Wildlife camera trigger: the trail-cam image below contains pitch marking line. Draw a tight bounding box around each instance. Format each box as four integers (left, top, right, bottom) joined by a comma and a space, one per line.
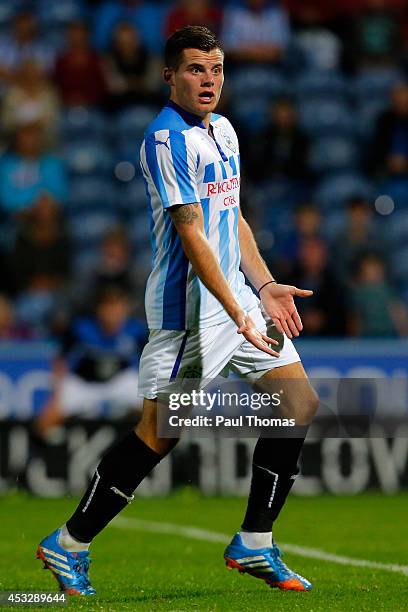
112, 516, 408, 578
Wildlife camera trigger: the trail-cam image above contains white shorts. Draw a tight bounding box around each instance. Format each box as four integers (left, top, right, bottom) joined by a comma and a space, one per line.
138, 305, 300, 399
59, 368, 140, 417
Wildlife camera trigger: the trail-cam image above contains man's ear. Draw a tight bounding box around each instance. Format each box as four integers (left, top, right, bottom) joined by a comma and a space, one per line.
163, 68, 175, 86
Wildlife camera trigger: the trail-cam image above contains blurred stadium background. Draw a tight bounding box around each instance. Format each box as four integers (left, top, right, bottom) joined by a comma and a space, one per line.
0, 0, 407, 505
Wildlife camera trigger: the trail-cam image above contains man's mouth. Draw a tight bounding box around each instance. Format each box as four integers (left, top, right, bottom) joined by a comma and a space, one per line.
199, 91, 215, 103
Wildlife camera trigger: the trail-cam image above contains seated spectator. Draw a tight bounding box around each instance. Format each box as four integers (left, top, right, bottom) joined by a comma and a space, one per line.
74, 226, 140, 311
165, 0, 222, 38
368, 82, 408, 178
104, 22, 154, 110
276, 203, 322, 275
10, 194, 71, 337
1, 60, 60, 147
244, 97, 310, 182
0, 294, 32, 340
332, 196, 388, 283
355, 0, 401, 67
349, 252, 408, 337
286, 236, 347, 336
54, 20, 107, 107
221, 0, 291, 66
0, 11, 54, 86
93, 0, 164, 54
10, 194, 71, 296
0, 122, 67, 215
35, 285, 147, 436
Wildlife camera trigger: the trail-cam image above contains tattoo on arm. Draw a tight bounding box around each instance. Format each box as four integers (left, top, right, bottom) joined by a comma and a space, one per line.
170, 203, 200, 225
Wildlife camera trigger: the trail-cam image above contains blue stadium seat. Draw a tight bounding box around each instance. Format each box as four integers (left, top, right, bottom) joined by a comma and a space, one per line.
385, 211, 408, 246
67, 177, 116, 212
309, 136, 359, 173
357, 99, 388, 141
353, 67, 404, 105
116, 138, 143, 167
60, 107, 109, 142
116, 106, 160, 142
294, 70, 349, 102
231, 97, 269, 132
378, 178, 408, 208
299, 100, 356, 136
314, 172, 375, 209
69, 211, 119, 247
130, 211, 150, 249
63, 141, 114, 177
37, 0, 84, 25
391, 246, 408, 283
229, 68, 288, 99
119, 179, 147, 215
0, 1, 20, 30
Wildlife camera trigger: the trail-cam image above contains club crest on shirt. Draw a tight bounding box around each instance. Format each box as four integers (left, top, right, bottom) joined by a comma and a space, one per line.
219, 127, 237, 153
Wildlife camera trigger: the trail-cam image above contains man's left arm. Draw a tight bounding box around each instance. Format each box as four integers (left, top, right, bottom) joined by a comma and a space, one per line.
238, 210, 313, 338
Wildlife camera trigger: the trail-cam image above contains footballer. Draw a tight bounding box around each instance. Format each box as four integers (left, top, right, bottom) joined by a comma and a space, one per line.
37, 26, 318, 596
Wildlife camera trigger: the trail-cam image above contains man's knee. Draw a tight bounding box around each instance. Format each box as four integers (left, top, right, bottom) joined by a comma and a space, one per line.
296, 385, 319, 425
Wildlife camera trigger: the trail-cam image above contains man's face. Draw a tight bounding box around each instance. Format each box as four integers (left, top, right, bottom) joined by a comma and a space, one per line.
165, 48, 224, 120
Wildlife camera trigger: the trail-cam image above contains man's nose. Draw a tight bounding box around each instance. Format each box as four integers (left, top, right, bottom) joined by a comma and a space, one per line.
201, 71, 214, 86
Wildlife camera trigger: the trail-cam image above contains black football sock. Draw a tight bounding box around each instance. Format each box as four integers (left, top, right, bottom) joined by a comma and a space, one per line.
241, 436, 306, 533
66, 432, 161, 543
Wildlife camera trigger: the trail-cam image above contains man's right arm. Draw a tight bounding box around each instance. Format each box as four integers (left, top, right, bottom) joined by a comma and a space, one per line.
169, 203, 279, 356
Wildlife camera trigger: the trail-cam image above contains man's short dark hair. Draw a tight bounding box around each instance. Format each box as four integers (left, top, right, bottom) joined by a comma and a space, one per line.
165, 26, 223, 70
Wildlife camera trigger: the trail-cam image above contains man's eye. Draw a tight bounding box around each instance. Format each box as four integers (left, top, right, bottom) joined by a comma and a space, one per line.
191, 68, 200, 74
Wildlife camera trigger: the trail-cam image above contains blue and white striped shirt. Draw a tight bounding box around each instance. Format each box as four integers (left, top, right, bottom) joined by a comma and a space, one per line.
140, 100, 257, 330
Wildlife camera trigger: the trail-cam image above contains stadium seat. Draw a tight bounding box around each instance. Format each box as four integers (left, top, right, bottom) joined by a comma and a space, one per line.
353, 67, 404, 105
294, 70, 349, 102
299, 100, 356, 136
0, 1, 19, 31
36, 0, 84, 26
378, 178, 408, 208
69, 211, 120, 247
116, 106, 160, 143
63, 141, 114, 177
231, 97, 269, 132
229, 68, 288, 99
119, 179, 147, 216
314, 172, 375, 209
385, 211, 408, 246
357, 99, 388, 141
391, 246, 408, 283
60, 107, 110, 142
309, 136, 359, 173
67, 177, 117, 213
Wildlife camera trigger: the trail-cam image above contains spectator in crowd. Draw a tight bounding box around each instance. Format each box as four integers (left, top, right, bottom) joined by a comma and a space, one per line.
0, 294, 32, 340
276, 203, 322, 276
0, 11, 54, 86
35, 284, 147, 436
54, 20, 107, 107
0, 122, 67, 215
286, 236, 347, 336
92, 0, 165, 54
368, 82, 408, 178
165, 0, 222, 38
349, 252, 408, 337
74, 226, 140, 310
244, 97, 310, 182
332, 196, 388, 283
221, 0, 291, 66
1, 60, 60, 147
9, 194, 71, 337
355, 0, 401, 67
104, 22, 154, 110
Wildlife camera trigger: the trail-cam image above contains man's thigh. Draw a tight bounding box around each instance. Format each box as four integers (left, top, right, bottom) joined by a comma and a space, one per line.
254, 362, 319, 425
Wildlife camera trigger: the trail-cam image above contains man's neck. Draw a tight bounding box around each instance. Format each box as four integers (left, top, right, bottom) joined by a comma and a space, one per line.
168, 97, 211, 129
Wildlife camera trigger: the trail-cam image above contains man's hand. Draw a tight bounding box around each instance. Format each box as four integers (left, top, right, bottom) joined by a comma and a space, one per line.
236, 311, 280, 357
260, 283, 313, 338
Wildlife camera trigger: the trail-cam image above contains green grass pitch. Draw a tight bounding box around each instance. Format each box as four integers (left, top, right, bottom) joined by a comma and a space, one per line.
0, 490, 407, 611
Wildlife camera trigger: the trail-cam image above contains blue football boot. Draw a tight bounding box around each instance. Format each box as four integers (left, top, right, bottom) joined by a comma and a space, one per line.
224, 533, 312, 591
36, 528, 96, 596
